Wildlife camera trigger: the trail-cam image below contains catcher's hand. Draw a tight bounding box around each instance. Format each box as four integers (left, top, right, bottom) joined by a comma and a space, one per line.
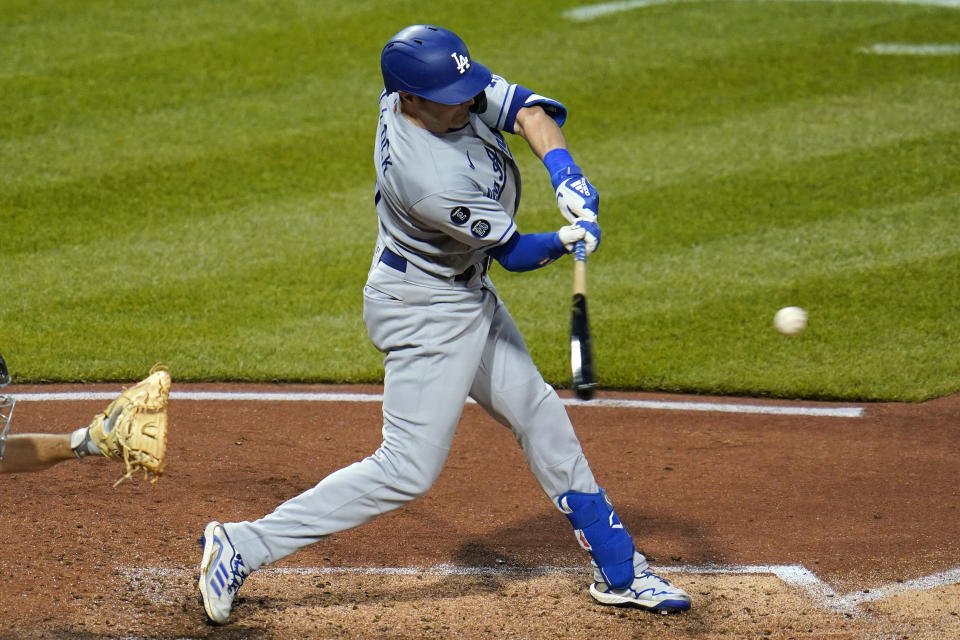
87, 365, 171, 486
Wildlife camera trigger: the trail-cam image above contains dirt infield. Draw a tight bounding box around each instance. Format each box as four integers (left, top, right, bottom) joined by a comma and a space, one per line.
1, 384, 958, 639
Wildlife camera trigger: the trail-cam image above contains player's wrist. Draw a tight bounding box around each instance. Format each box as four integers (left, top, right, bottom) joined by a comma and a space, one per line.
551, 230, 569, 253
543, 148, 582, 191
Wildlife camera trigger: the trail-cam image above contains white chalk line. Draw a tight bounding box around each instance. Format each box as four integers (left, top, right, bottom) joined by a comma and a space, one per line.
859, 43, 960, 55
121, 563, 960, 613
565, 0, 960, 56
674, 564, 960, 612
9, 390, 864, 418
564, 0, 960, 22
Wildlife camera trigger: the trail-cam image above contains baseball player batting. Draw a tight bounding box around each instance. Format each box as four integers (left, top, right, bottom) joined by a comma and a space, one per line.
198, 24, 690, 624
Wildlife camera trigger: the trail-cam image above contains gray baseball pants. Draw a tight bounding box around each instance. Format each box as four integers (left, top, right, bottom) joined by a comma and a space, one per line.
223, 260, 599, 571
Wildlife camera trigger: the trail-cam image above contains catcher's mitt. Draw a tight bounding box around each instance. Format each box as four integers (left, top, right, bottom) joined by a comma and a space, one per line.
88, 365, 171, 486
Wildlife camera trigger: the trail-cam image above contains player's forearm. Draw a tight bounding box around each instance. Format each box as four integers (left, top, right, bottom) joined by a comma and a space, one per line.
0, 434, 75, 473
515, 107, 598, 221
514, 105, 567, 160
487, 231, 567, 272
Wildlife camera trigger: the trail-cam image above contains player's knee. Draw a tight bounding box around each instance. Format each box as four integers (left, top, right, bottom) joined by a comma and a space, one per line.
372, 441, 446, 498
557, 489, 635, 590
402, 468, 441, 498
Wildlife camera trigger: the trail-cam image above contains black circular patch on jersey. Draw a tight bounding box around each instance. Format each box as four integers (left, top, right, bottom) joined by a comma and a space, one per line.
450, 206, 471, 225
470, 219, 491, 238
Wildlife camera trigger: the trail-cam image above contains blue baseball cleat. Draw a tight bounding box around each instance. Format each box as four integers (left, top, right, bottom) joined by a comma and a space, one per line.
198, 521, 249, 625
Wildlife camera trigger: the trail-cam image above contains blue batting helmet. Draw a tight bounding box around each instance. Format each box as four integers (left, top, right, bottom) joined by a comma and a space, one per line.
381, 25, 492, 105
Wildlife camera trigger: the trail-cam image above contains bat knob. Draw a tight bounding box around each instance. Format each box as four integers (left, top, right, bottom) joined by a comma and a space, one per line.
574, 383, 596, 401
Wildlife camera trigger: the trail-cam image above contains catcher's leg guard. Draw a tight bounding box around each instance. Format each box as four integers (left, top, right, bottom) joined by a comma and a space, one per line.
0, 394, 13, 462
557, 489, 635, 590
0, 354, 14, 461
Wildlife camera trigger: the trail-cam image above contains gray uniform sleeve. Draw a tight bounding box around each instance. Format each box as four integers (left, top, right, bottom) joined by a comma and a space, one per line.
475, 73, 568, 133
410, 191, 516, 250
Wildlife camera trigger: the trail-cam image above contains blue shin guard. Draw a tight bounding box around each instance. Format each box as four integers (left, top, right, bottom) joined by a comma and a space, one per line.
557, 489, 635, 590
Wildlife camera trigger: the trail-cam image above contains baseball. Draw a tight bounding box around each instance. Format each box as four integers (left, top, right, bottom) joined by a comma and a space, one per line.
774, 306, 807, 335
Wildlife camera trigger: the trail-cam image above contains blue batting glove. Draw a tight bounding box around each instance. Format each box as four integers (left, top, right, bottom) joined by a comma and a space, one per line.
556, 175, 599, 224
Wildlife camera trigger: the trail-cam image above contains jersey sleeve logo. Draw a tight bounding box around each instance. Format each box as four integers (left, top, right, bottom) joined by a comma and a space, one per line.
450, 207, 471, 225
470, 219, 491, 238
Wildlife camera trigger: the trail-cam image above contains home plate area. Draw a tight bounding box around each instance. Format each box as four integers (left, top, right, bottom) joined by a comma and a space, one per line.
3, 385, 958, 638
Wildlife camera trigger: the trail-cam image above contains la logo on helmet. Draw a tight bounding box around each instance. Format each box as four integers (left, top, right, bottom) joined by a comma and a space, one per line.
450, 52, 470, 74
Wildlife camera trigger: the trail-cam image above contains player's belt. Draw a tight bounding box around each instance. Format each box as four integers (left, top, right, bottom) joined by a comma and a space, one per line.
455, 265, 477, 282
455, 261, 490, 282
379, 247, 407, 272
379, 248, 485, 283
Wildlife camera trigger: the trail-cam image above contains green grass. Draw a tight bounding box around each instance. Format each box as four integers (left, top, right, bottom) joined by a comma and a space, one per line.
2, 0, 959, 400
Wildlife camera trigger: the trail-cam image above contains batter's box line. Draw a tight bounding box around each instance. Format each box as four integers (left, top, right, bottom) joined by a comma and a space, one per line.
13, 390, 865, 418
120, 563, 960, 613
672, 564, 960, 614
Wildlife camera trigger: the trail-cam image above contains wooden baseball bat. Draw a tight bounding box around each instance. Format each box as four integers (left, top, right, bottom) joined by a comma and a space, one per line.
571, 240, 597, 400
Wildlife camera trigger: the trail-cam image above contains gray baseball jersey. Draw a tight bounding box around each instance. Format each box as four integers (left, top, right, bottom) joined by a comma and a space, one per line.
222, 73, 602, 572
372, 75, 523, 279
